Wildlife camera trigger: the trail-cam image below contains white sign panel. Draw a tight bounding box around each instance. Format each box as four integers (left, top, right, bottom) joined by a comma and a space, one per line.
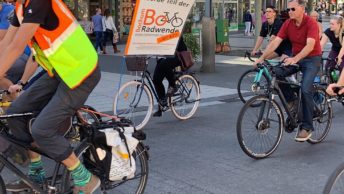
125, 0, 195, 56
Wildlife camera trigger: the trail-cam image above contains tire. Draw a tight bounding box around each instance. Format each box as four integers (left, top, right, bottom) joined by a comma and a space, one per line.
61, 142, 149, 194
171, 17, 183, 27
0, 175, 6, 194
236, 95, 284, 159
113, 81, 153, 130
323, 162, 344, 194
307, 87, 333, 144
237, 69, 270, 106
170, 74, 200, 120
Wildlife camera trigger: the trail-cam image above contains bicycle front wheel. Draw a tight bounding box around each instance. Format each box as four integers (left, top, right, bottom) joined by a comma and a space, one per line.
236, 95, 283, 159
170, 74, 200, 120
61, 142, 149, 194
237, 69, 269, 106
307, 87, 333, 144
323, 162, 344, 194
113, 81, 153, 130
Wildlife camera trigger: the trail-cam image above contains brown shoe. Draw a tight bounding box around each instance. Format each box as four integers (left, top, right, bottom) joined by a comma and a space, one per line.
73, 175, 100, 194
295, 129, 312, 142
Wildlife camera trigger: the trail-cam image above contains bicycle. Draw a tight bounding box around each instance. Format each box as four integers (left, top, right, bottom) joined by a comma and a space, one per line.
113, 56, 201, 130
322, 87, 344, 194
237, 51, 280, 107
161, 12, 184, 27
236, 62, 333, 159
0, 102, 149, 194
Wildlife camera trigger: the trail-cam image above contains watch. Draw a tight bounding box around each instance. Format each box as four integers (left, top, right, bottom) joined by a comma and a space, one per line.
17, 80, 27, 87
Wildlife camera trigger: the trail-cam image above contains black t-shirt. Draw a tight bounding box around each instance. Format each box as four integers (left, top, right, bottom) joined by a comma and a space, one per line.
324, 28, 342, 53
260, 19, 283, 37
260, 18, 292, 56
11, 0, 58, 31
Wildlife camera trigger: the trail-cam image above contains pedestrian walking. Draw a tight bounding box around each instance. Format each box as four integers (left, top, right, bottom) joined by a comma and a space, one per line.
91, 8, 104, 54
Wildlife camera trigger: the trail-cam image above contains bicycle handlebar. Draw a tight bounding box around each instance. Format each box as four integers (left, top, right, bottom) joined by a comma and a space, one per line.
245, 50, 263, 62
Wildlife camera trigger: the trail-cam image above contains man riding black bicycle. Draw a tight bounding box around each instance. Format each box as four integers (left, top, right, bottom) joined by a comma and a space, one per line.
255, 0, 322, 142
0, 0, 101, 193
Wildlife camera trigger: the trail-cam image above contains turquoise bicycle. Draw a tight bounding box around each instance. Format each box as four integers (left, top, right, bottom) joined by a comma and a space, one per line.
237, 51, 278, 107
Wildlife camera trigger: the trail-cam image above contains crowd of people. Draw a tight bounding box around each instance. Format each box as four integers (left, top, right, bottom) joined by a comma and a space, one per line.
80, 7, 120, 54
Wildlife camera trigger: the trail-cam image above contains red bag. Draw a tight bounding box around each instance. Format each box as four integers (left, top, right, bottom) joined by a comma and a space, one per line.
177, 51, 194, 71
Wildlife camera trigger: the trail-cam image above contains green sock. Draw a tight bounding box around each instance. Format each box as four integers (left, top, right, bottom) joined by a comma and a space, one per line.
69, 161, 91, 186
28, 157, 46, 183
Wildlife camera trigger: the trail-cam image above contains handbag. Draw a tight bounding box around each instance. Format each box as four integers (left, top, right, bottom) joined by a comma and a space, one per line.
113, 32, 119, 44
177, 51, 194, 71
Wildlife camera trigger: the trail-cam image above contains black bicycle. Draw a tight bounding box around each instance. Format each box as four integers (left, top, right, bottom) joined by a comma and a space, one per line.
236, 63, 333, 159
113, 56, 200, 130
0, 94, 149, 193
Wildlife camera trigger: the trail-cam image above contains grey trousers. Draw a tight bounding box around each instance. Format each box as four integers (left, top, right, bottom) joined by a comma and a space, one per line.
6, 66, 101, 162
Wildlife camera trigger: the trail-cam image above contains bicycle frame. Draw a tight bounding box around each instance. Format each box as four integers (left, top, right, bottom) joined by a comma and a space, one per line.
0, 113, 63, 193
253, 66, 272, 83
130, 61, 198, 109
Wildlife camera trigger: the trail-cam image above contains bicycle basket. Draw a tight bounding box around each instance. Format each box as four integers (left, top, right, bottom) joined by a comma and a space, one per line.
125, 57, 146, 71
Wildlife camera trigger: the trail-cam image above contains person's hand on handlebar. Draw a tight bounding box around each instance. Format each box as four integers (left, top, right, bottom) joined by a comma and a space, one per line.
282, 57, 298, 66
8, 84, 22, 94
251, 50, 258, 56
253, 57, 264, 68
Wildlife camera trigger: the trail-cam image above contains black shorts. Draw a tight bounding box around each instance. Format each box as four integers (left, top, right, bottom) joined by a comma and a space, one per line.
274, 45, 292, 57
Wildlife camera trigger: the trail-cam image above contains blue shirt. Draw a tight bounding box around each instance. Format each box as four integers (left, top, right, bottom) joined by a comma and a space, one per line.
92, 14, 103, 32
0, 3, 14, 30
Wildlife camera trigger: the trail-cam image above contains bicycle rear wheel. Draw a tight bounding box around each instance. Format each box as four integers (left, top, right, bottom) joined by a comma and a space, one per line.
237, 95, 283, 159
307, 87, 333, 144
170, 74, 200, 120
61, 142, 149, 194
113, 81, 153, 130
237, 69, 270, 106
323, 162, 344, 194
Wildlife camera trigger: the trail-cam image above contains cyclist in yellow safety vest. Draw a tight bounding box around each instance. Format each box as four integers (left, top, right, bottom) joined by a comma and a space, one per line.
0, 0, 101, 193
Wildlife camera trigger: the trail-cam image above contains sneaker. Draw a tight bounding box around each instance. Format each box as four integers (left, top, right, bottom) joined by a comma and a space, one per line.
73, 174, 100, 194
166, 86, 178, 97
295, 129, 312, 142
153, 110, 162, 117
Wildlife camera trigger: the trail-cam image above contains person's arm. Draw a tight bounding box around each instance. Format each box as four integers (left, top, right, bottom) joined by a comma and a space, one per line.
0, 25, 18, 51
0, 23, 39, 78
8, 54, 38, 93
0, 30, 6, 40
285, 37, 315, 65
252, 36, 264, 55
320, 33, 328, 51
110, 17, 117, 32
336, 38, 344, 65
256, 37, 283, 63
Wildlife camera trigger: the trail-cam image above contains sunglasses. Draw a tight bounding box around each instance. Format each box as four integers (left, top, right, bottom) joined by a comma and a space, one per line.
287, 7, 296, 12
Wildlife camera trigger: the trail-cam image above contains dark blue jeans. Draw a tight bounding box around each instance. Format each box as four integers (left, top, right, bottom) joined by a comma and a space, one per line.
94, 31, 103, 52
274, 56, 321, 131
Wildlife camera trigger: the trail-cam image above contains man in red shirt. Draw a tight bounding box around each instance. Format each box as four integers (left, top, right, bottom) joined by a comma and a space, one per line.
256, 0, 321, 142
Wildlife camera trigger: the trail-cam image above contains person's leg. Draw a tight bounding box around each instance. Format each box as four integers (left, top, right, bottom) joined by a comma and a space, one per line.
295, 56, 320, 141
5, 74, 60, 191
31, 67, 101, 192
94, 31, 100, 51
102, 31, 108, 54
273, 65, 299, 102
153, 59, 169, 116
153, 59, 167, 100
